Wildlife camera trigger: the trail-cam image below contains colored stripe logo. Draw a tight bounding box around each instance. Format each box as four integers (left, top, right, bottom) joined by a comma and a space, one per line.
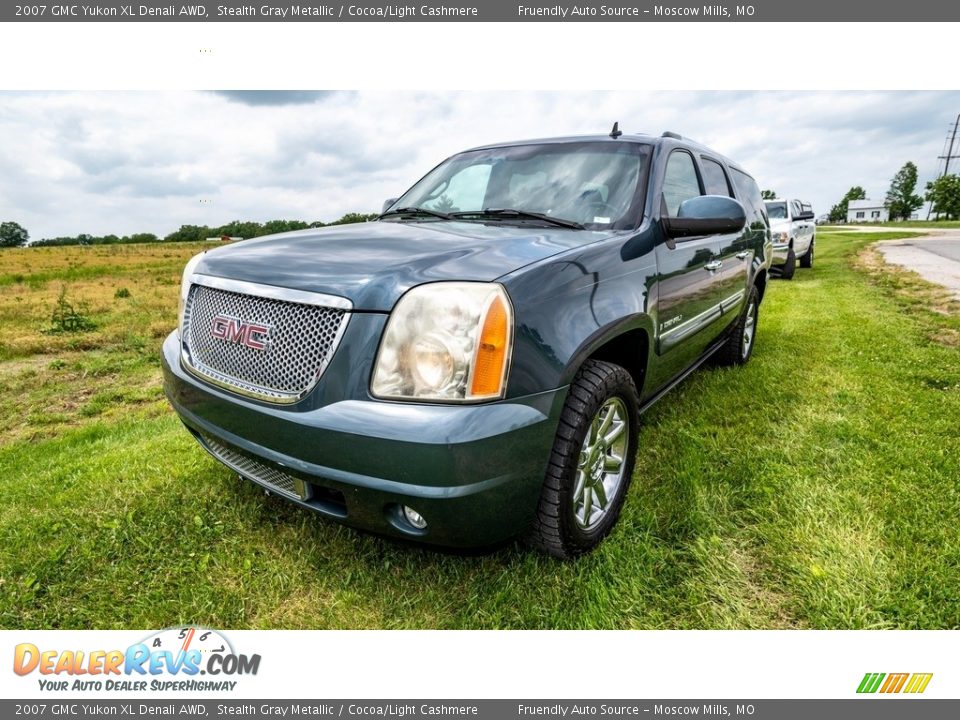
857, 672, 933, 694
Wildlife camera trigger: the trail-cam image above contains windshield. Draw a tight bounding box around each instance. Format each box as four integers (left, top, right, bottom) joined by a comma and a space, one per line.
765, 201, 788, 219
387, 141, 649, 230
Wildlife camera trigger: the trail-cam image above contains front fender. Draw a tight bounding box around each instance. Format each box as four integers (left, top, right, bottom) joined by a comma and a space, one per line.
500, 231, 658, 397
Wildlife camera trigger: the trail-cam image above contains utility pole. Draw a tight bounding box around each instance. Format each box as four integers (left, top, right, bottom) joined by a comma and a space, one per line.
941, 113, 960, 176
927, 114, 960, 219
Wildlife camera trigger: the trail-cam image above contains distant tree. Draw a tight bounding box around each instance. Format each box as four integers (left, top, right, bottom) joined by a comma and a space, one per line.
329, 212, 378, 225
33, 232, 159, 247
885, 162, 924, 221
0, 221, 29, 247
925, 174, 960, 220
126, 233, 159, 244
164, 224, 214, 242
761, 189, 777, 200
217, 220, 264, 239
828, 186, 867, 222
262, 219, 311, 235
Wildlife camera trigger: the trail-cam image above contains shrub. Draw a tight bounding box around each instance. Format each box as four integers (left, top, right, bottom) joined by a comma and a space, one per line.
47, 285, 96, 333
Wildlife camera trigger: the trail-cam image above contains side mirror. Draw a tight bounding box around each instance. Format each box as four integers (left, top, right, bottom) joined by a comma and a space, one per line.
796, 211, 815, 221
662, 195, 747, 239
382, 198, 398, 214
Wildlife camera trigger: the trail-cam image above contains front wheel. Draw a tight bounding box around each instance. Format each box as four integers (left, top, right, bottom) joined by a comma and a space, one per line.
526, 360, 639, 559
779, 248, 797, 279
715, 284, 760, 367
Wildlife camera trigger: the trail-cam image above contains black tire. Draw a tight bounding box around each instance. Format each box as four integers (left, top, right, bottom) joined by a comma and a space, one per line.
526, 359, 639, 559
799, 238, 814, 268
779, 248, 797, 279
715, 284, 760, 367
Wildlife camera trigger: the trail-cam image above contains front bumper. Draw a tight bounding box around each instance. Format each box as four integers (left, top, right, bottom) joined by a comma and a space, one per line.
161, 331, 566, 548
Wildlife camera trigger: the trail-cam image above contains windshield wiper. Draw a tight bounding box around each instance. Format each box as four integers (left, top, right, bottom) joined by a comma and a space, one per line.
452, 208, 584, 230
379, 206, 453, 221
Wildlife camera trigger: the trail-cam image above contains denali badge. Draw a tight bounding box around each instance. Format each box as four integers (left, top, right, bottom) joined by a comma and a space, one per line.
211, 314, 273, 350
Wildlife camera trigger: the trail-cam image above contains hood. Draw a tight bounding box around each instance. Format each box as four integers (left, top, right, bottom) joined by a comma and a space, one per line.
769, 218, 791, 232
194, 220, 613, 311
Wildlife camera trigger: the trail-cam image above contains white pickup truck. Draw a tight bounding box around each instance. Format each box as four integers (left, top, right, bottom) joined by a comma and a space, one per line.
764, 199, 815, 279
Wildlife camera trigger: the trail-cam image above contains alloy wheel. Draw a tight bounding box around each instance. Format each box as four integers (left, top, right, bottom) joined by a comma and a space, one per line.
742, 300, 757, 359
573, 397, 629, 530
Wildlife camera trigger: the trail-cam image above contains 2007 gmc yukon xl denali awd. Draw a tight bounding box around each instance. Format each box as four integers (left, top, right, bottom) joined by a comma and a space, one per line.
162, 128, 772, 557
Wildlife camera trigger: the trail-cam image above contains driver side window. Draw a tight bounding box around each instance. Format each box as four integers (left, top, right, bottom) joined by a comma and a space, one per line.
662, 151, 702, 216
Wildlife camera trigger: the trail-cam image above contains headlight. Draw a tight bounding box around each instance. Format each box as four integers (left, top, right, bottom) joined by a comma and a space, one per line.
371, 282, 514, 402
177, 252, 205, 338
772, 231, 790, 243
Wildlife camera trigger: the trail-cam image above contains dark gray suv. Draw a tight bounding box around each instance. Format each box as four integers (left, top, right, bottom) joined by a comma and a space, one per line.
163, 128, 772, 557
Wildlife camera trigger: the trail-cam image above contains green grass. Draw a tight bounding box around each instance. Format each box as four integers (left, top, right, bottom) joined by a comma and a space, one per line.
1, 232, 959, 629
823, 220, 960, 229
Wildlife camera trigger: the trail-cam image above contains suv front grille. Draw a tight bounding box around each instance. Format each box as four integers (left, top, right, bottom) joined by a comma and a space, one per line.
182, 280, 348, 403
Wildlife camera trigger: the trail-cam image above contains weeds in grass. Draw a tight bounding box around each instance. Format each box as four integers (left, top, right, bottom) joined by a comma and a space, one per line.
46, 285, 96, 333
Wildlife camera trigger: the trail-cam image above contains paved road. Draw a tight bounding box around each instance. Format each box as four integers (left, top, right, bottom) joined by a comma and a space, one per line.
911, 237, 960, 263
874, 234, 960, 299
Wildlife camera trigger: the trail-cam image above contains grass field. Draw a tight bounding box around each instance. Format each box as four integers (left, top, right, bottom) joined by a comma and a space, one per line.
1, 231, 958, 629
823, 220, 960, 229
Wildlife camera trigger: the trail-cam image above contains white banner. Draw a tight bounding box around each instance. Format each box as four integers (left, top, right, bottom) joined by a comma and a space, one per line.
2, 630, 954, 699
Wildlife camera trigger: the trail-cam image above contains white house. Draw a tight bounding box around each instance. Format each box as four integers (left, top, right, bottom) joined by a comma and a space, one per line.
847, 200, 889, 223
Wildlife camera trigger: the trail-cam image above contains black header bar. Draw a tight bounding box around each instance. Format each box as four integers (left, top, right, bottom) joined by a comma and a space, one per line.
3, 0, 957, 22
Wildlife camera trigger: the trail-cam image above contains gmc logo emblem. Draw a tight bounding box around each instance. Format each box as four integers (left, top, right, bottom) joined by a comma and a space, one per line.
211, 314, 273, 351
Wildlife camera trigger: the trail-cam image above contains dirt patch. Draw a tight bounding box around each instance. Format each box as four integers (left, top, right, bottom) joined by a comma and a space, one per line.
929, 328, 960, 347
727, 545, 805, 629
0, 355, 56, 381
855, 246, 960, 318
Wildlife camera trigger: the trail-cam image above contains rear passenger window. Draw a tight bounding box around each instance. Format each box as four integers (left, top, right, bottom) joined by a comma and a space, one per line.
701, 157, 732, 197
662, 151, 702, 216
730, 168, 768, 230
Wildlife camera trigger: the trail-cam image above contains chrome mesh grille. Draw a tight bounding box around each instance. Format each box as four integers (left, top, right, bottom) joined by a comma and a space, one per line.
199, 432, 300, 500
182, 283, 347, 403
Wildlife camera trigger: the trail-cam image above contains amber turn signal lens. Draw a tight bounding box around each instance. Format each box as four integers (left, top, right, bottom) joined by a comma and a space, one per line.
470, 294, 510, 398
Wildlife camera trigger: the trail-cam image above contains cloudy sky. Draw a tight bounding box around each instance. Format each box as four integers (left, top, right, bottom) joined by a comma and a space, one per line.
1, 90, 958, 240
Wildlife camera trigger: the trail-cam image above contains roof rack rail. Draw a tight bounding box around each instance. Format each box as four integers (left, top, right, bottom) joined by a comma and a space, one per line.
661, 131, 682, 140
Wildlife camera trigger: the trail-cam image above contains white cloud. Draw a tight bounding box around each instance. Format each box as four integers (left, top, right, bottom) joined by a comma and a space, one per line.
0, 90, 957, 239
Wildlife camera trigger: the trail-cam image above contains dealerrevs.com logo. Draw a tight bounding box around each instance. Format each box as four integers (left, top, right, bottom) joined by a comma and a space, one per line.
13, 627, 261, 692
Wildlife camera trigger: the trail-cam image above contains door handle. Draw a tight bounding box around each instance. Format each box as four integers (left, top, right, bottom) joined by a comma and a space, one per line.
704, 260, 723, 271
736, 251, 750, 260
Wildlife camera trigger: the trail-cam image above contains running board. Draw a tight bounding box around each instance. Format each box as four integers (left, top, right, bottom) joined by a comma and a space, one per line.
638, 335, 730, 415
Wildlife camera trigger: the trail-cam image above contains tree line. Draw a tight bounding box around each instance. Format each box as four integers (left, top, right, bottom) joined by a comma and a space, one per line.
827, 161, 960, 222
0, 212, 380, 249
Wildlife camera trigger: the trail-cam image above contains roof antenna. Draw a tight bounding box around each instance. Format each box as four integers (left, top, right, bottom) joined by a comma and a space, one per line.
609, 121, 622, 139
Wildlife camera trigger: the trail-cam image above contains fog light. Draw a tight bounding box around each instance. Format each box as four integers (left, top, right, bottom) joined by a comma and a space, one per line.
403, 505, 427, 529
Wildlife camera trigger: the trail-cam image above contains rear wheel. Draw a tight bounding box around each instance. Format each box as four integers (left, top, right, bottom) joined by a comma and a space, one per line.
799, 238, 814, 268
526, 360, 639, 559
715, 284, 760, 367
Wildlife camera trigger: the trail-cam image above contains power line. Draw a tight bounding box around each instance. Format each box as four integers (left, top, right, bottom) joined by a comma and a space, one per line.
927, 113, 960, 219
939, 113, 960, 176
